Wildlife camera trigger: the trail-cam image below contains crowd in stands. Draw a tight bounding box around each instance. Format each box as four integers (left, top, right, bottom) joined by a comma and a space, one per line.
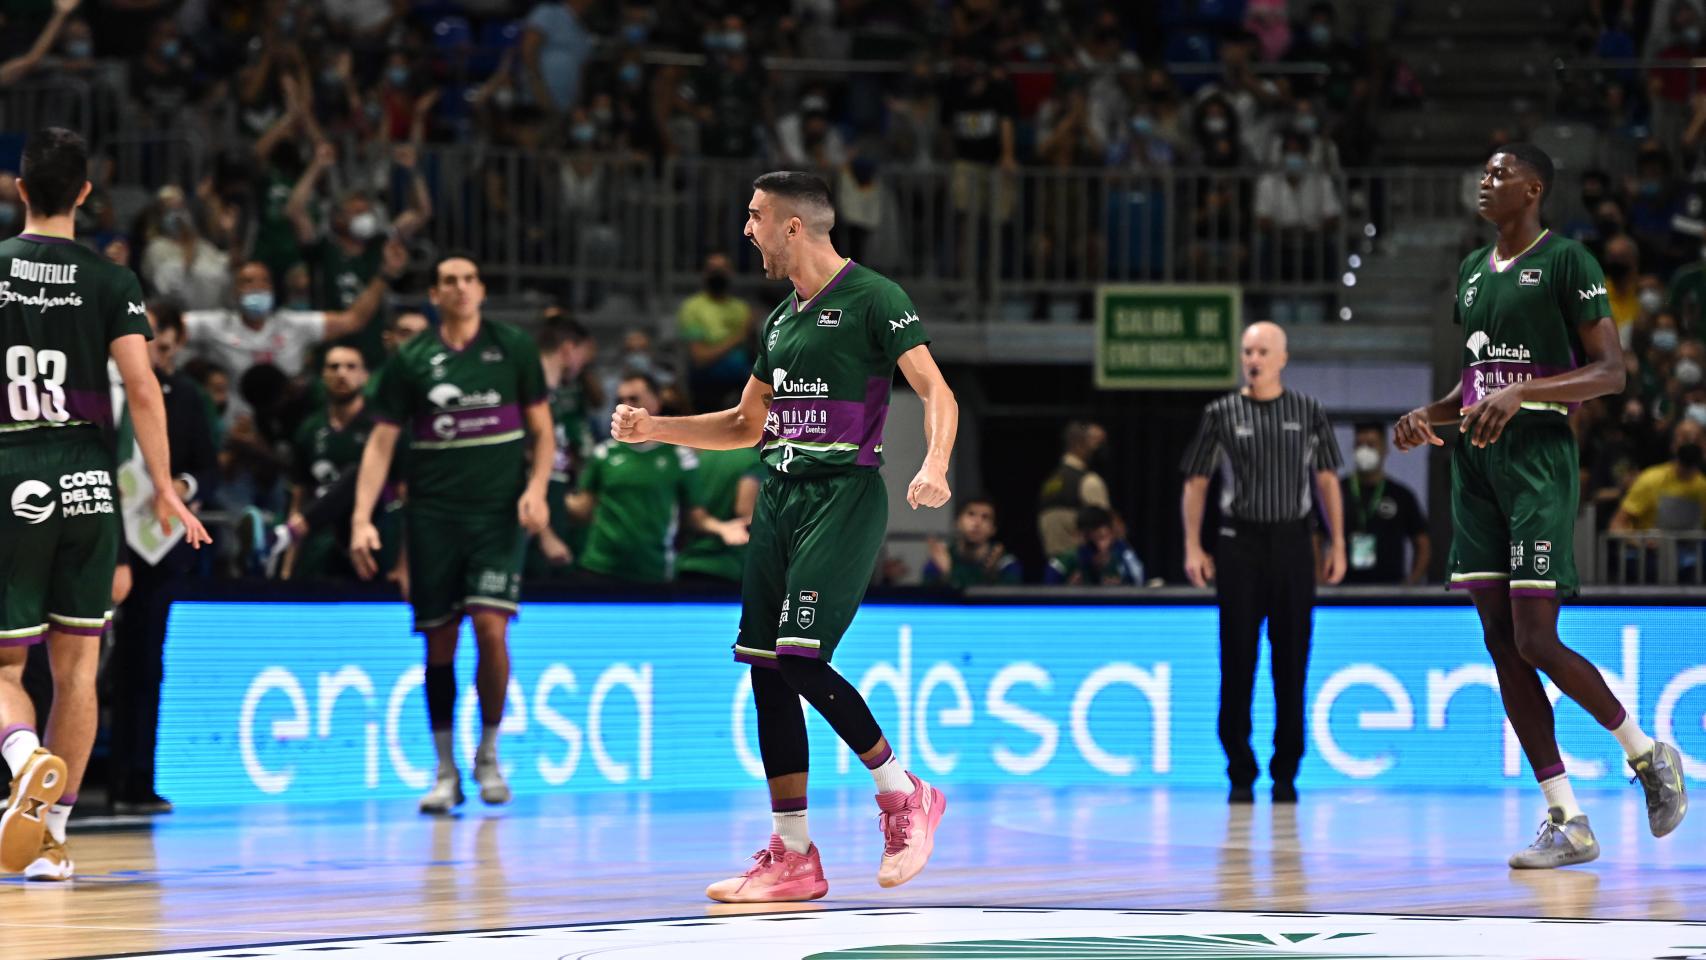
1538, 1, 1706, 563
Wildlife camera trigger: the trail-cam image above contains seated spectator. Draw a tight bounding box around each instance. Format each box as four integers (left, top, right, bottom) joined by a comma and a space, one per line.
1603, 233, 1642, 335
677, 253, 754, 413
568, 373, 742, 582
1046, 506, 1144, 586
1668, 240, 1706, 333
181, 246, 403, 421
923, 498, 1022, 588
140, 186, 230, 312
1037, 420, 1112, 559
1611, 419, 1706, 533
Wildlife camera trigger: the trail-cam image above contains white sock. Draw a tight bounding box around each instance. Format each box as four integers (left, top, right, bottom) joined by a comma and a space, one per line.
1612, 714, 1656, 760
773, 810, 810, 854
869, 751, 913, 795
432, 729, 456, 772
1541, 773, 1584, 821
1, 727, 40, 775
478, 725, 500, 760
45, 803, 70, 844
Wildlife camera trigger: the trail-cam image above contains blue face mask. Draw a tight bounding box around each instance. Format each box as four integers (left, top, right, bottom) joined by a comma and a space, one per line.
1309, 23, 1332, 46
723, 32, 746, 53
1295, 114, 1319, 135
1640, 180, 1662, 198
240, 291, 275, 317
0, 205, 16, 226
620, 63, 643, 86
1024, 42, 1047, 60
159, 39, 180, 59
1654, 328, 1680, 352
623, 23, 649, 45
67, 40, 92, 59
388, 66, 409, 87
1130, 115, 1153, 135
1284, 153, 1307, 173
571, 123, 596, 145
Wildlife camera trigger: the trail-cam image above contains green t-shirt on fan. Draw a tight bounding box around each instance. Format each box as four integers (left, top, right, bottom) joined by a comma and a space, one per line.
576, 440, 699, 583
676, 445, 762, 582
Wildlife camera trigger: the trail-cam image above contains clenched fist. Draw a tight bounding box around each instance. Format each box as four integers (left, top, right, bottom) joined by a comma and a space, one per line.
611, 404, 655, 443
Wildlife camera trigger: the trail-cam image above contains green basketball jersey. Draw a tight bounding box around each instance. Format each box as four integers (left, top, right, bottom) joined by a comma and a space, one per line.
306, 236, 387, 371
751, 261, 930, 477
370, 319, 545, 513
1455, 230, 1610, 422
676, 445, 762, 581
577, 440, 698, 583
547, 377, 594, 486
291, 404, 377, 499
0, 233, 150, 449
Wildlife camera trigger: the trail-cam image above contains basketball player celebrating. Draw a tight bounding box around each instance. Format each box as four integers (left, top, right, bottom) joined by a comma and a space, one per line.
611, 172, 957, 901
1395, 143, 1687, 868
350, 254, 554, 814
0, 128, 209, 880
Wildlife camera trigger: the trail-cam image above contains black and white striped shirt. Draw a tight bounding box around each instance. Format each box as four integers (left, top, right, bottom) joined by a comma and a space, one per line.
1180, 389, 1342, 523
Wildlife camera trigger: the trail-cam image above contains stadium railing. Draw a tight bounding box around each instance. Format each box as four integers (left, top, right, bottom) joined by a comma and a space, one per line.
1595, 531, 1706, 587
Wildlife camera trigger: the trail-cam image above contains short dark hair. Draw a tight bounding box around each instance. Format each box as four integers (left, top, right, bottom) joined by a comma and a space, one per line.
537, 311, 591, 352
1076, 505, 1114, 534
147, 299, 184, 339
432, 252, 480, 285
1062, 420, 1101, 450
20, 127, 89, 217
958, 496, 997, 519
1495, 141, 1555, 205
752, 171, 835, 232
387, 308, 429, 331
618, 369, 661, 396
1352, 420, 1385, 435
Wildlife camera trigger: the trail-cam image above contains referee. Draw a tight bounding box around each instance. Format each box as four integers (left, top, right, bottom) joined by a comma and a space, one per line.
1180, 322, 1346, 805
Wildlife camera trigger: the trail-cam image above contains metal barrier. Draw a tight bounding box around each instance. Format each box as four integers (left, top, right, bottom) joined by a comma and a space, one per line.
1595, 531, 1706, 586
408, 153, 1474, 322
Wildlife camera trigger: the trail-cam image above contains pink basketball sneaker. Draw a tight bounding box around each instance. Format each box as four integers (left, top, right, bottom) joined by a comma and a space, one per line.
705, 835, 829, 903
875, 772, 946, 888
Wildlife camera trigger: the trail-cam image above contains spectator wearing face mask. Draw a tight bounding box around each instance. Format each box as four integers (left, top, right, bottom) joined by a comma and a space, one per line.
1627, 145, 1689, 271
677, 253, 753, 413
1037, 421, 1112, 560
1564, 170, 1614, 246
287, 142, 432, 371
141, 185, 230, 311
181, 247, 405, 423
776, 88, 847, 169
1611, 419, 1706, 537
1338, 422, 1429, 585
1603, 234, 1642, 335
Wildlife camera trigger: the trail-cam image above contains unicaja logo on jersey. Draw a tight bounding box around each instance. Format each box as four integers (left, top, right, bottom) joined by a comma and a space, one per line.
427, 384, 502, 409
10, 480, 54, 524
772, 368, 829, 397
427, 384, 464, 408
1466, 332, 1531, 363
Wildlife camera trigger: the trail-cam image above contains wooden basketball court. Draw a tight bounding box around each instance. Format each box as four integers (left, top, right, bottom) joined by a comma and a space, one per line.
1, 785, 1700, 959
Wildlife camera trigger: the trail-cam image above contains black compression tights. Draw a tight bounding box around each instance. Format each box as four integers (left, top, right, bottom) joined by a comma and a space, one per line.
750, 659, 884, 780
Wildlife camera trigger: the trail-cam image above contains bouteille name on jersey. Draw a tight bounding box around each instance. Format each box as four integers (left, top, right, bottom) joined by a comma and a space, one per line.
9, 259, 78, 284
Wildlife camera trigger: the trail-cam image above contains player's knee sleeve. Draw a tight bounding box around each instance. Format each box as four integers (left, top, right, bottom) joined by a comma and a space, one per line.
776, 656, 883, 756
751, 665, 809, 780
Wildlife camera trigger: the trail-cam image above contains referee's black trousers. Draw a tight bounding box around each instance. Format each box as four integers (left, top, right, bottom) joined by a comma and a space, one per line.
1215, 519, 1314, 789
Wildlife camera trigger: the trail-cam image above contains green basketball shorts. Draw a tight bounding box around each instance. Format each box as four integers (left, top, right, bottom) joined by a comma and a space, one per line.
404, 504, 524, 631
1448, 416, 1579, 599
0, 432, 120, 645
734, 471, 887, 667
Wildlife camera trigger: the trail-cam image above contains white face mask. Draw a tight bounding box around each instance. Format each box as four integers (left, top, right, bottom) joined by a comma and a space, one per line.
1353, 445, 1381, 473
348, 211, 382, 240
1688, 402, 1706, 428
1678, 358, 1704, 387
1640, 289, 1665, 314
